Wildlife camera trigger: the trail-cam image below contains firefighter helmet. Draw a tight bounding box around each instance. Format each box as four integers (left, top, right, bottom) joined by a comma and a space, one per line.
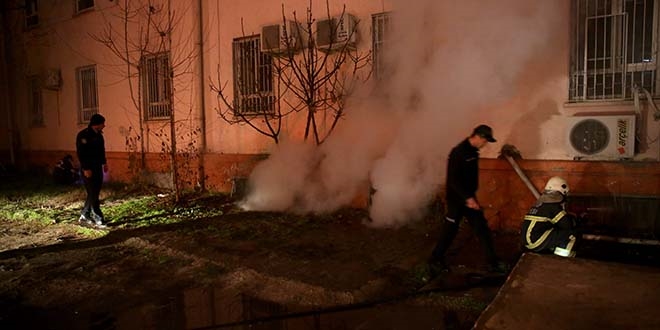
544, 176, 569, 195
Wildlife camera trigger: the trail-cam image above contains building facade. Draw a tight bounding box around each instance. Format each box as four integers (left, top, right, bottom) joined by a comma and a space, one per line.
0, 0, 658, 230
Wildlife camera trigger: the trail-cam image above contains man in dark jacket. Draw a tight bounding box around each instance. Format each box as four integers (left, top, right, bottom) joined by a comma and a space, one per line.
76, 114, 108, 228
428, 124, 506, 276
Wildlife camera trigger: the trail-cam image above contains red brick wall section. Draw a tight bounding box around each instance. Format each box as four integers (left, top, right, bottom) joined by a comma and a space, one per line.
202, 153, 268, 192
478, 158, 660, 231
14, 151, 660, 232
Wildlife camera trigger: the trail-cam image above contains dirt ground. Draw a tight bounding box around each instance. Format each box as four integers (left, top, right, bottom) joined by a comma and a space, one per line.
0, 182, 522, 330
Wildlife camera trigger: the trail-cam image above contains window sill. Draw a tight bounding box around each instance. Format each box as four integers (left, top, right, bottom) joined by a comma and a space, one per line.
564, 100, 634, 108
564, 98, 660, 109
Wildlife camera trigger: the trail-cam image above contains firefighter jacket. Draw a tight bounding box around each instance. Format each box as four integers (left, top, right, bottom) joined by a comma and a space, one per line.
76, 127, 106, 171
522, 191, 576, 250
446, 138, 479, 204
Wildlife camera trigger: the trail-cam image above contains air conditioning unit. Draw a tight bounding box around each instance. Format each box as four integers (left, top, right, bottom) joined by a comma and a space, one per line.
260, 21, 306, 53
315, 14, 357, 51
566, 115, 636, 160
44, 68, 61, 90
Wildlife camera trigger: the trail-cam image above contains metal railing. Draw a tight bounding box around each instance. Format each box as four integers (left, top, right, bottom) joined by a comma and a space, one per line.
232, 36, 274, 115
77, 65, 98, 123
570, 0, 658, 101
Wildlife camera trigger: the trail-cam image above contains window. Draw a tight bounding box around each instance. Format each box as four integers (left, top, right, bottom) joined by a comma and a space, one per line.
77, 65, 98, 123
372, 12, 392, 80
232, 36, 275, 115
76, 0, 94, 13
25, 0, 39, 28
569, 0, 658, 101
28, 75, 43, 126
141, 53, 171, 119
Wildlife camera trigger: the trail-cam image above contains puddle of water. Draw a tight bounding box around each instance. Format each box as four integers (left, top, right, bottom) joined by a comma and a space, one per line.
2, 286, 455, 330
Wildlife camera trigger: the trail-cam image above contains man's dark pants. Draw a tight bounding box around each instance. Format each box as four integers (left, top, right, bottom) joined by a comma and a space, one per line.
82, 167, 104, 219
431, 200, 498, 266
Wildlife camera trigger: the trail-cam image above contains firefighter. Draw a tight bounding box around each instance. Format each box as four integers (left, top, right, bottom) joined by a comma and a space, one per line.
521, 176, 578, 257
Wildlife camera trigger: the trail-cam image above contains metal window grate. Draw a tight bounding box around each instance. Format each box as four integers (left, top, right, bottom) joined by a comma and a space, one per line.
372, 12, 391, 80
232, 36, 275, 115
28, 75, 43, 126
141, 53, 172, 120
77, 65, 98, 123
570, 0, 658, 101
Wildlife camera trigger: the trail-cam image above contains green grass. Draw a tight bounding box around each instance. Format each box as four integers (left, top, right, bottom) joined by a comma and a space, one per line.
0, 172, 227, 231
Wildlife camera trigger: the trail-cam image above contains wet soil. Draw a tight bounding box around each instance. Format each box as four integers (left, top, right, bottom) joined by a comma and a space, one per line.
0, 190, 523, 330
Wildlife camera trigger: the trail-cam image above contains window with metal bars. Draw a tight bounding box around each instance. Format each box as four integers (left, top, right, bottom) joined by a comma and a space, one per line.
141, 53, 172, 120
77, 65, 98, 123
372, 12, 392, 80
569, 0, 658, 101
76, 0, 94, 13
232, 36, 275, 115
28, 75, 43, 126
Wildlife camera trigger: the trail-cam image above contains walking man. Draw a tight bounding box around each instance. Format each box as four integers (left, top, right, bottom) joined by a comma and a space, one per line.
76, 113, 108, 228
428, 124, 507, 277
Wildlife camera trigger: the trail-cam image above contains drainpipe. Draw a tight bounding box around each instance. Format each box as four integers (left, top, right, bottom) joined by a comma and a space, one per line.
1, 5, 15, 166
197, 0, 207, 190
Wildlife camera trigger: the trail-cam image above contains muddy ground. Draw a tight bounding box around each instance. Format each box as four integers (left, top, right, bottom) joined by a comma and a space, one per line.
0, 176, 523, 329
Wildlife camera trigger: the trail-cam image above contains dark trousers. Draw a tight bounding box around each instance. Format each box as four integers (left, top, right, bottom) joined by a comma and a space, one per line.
431, 201, 498, 266
82, 168, 104, 218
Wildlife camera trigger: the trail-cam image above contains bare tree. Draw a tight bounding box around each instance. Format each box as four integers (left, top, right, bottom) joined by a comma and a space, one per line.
92, 0, 202, 201
212, 0, 371, 145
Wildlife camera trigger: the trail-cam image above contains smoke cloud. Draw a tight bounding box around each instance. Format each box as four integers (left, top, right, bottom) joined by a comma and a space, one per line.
241, 0, 559, 227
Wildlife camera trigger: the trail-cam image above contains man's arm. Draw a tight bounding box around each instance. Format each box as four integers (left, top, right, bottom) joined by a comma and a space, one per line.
76, 131, 90, 170
446, 150, 472, 201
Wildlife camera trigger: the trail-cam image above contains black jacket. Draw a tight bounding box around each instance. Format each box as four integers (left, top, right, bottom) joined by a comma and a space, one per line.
521, 193, 576, 249
445, 138, 479, 204
76, 127, 106, 171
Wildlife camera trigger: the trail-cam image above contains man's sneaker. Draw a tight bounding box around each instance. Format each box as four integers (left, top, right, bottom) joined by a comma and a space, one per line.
428, 260, 451, 279
78, 214, 93, 225
91, 212, 107, 228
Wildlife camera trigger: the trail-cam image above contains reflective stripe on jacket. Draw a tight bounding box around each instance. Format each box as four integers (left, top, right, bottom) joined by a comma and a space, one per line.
523, 210, 566, 249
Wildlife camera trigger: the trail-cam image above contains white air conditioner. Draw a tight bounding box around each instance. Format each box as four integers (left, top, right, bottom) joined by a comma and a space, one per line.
260, 21, 305, 53
566, 115, 636, 160
44, 68, 61, 90
315, 14, 357, 51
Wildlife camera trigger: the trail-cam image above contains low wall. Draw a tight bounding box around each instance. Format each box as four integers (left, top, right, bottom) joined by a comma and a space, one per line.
9, 150, 660, 233
479, 158, 660, 232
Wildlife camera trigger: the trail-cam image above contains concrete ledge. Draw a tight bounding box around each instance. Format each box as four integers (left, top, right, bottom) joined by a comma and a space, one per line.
474, 253, 660, 330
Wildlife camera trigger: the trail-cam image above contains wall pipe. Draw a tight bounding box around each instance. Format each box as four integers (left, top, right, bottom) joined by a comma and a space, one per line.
197, 0, 207, 190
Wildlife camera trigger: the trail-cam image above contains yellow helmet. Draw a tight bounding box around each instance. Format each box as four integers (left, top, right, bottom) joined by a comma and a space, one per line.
544, 176, 569, 195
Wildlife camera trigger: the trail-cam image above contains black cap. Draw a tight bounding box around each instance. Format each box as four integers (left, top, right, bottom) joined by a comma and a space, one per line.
89, 113, 105, 126
472, 124, 496, 142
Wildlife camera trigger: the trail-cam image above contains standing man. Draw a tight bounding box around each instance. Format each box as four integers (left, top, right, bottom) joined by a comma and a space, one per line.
428, 124, 506, 276
76, 113, 108, 228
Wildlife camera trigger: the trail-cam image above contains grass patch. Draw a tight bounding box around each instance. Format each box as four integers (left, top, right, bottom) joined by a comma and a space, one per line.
0, 172, 232, 230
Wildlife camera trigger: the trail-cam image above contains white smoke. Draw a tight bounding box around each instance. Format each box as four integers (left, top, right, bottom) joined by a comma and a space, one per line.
241, 0, 559, 227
